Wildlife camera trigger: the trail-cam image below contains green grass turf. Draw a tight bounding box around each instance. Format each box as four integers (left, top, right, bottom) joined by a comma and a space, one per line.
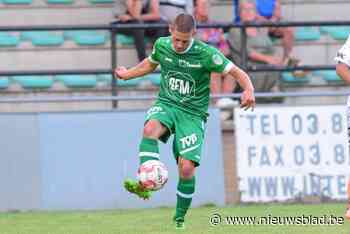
0, 203, 349, 234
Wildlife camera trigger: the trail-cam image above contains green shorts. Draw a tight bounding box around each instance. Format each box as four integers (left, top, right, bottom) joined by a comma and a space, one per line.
145, 102, 206, 166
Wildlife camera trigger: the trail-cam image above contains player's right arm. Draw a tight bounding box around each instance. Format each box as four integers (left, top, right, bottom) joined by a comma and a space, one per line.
335, 36, 350, 84
115, 58, 158, 80
115, 38, 161, 80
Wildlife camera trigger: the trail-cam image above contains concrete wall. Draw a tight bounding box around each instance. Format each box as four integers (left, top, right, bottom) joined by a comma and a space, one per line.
0, 108, 225, 211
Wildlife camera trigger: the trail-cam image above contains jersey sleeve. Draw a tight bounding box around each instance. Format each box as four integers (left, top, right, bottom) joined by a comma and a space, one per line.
148, 38, 161, 64
205, 46, 236, 74
335, 35, 350, 67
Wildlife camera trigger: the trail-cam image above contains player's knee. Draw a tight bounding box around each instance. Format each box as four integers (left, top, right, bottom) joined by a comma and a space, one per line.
180, 167, 194, 179
179, 160, 195, 179
143, 122, 158, 138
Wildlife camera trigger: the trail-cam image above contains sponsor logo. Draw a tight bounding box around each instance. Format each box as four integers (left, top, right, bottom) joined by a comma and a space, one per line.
147, 106, 164, 117
178, 59, 202, 68
169, 78, 191, 95
180, 133, 198, 149
165, 71, 196, 102
212, 54, 223, 65
165, 57, 173, 63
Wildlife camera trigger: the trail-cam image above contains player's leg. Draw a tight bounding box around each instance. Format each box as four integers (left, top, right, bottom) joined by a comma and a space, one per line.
124, 119, 168, 199
139, 104, 174, 165
174, 157, 196, 229
124, 104, 173, 199
172, 111, 205, 228
139, 119, 168, 164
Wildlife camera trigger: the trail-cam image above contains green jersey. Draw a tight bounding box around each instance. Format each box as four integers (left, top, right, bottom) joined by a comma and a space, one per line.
148, 36, 234, 120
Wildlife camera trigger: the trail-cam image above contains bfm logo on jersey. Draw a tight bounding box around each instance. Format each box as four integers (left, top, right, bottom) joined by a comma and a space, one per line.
169, 78, 190, 95
165, 71, 195, 102
180, 133, 197, 149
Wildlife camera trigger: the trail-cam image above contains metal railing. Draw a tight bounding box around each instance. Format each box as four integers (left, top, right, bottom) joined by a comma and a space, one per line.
0, 20, 350, 105
1, 90, 350, 104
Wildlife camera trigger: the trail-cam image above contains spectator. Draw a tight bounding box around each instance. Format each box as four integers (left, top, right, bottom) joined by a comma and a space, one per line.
227, 0, 282, 94
232, 0, 240, 23
255, 0, 297, 64
195, 0, 237, 108
113, 0, 168, 61
159, 0, 193, 23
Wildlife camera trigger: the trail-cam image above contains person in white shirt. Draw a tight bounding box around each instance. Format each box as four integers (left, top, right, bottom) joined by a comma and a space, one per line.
335, 35, 350, 220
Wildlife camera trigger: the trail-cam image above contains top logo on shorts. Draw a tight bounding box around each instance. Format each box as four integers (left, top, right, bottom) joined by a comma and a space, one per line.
147, 106, 163, 117
212, 54, 223, 65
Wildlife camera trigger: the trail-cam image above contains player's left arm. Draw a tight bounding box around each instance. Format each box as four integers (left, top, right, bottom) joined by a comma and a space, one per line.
227, 65, 255, 110
206, 47, 255, 110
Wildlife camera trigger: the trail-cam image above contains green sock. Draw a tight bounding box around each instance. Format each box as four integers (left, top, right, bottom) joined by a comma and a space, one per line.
139, 137, 159, 165
175, 176, 195, 222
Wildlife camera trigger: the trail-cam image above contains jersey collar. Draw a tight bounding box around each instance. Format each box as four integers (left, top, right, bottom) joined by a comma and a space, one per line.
172, 39, 194, 54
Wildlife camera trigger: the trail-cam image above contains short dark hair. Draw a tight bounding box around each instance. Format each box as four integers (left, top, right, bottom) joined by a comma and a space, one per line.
173, 13, 196, 33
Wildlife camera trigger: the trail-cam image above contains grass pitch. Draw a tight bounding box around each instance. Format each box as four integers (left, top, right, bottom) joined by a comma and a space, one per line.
0, 203, 349, 234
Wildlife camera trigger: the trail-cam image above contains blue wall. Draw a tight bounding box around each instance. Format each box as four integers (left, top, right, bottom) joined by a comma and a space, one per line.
0, 114, 42, 211
0, 109, 225, 211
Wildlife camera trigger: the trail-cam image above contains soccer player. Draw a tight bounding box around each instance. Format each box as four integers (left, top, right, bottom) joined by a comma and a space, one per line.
335, 34, 350, 220
115, 13, 255, 228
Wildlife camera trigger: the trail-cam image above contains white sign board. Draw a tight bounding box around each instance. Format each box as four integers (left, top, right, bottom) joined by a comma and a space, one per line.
234, 105, 349, 202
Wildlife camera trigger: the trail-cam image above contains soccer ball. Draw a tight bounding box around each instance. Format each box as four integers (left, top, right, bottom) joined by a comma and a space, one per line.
137, 160, 168, 191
